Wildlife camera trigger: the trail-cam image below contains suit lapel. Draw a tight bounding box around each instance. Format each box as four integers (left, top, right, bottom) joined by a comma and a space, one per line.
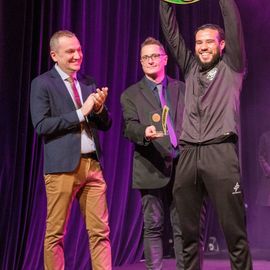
50, 67, 95, 108
78, 74, 96, 102
138, 79, 160, 109
79, 82, 90, 102
139, 77, 179, 122
49, 67, 77, 109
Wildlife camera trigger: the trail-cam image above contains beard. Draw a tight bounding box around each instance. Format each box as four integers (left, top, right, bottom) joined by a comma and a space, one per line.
195, 51, 221, 71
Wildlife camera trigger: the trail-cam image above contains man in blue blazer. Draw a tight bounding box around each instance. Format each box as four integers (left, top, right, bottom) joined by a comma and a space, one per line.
121, 37, 185, 270
30, 30, 112, 270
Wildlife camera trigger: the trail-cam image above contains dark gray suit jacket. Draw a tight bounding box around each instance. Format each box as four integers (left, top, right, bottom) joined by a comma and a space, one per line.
121, 77, 185, 189
30, 67, 112, 174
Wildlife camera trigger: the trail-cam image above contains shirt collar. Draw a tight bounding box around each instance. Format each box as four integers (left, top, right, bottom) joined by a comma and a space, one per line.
54, 64, 77, 81
144, 76, 167, 91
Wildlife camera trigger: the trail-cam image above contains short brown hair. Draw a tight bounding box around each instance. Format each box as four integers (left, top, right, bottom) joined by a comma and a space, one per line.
140, 37, 166, 55
50, 30, 76, 51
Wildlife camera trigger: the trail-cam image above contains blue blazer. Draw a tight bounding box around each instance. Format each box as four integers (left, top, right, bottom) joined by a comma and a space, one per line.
30, 67, 112, 174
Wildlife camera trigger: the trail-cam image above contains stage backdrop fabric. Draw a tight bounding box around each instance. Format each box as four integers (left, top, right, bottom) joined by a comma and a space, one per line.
1, 0, 270, 269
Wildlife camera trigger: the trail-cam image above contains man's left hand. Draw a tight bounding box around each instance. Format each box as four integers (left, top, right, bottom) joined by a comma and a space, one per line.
92, 87, 108, 112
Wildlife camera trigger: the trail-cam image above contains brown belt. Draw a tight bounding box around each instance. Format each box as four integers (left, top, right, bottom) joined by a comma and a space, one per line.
81, 152, 98, 160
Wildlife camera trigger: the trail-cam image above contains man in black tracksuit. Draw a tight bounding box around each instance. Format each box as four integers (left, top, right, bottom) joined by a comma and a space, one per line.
160, 0, 253, 269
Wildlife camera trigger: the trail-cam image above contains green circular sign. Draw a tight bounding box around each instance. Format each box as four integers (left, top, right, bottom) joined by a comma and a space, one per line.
163, 0, 200, 4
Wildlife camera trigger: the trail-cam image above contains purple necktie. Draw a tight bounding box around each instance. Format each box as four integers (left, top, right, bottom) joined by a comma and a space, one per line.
156, 84, 177, 147
67, 77, 93, 137
67, 76, 82, 108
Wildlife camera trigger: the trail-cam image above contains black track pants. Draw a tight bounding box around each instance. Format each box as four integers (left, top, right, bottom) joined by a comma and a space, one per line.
173, 142, 253, 270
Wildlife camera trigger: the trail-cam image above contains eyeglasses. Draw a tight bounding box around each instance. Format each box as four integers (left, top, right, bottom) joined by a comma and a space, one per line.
140, 53, 165, 62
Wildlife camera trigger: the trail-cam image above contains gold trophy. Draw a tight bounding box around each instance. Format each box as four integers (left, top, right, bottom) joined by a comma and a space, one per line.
163, 0, 200, 4
150, 106, 170, 137
161, 105, 169, 135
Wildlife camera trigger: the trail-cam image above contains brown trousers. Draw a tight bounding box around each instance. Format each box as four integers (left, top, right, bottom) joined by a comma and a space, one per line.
44, 157, 111, 270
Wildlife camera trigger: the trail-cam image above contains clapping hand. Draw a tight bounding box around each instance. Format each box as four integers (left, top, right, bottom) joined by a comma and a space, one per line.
92, 87, 108, 112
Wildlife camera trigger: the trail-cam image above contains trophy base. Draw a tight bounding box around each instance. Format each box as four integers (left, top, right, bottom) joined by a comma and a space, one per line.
155, 131, 170, 138
155, 131, 165, 137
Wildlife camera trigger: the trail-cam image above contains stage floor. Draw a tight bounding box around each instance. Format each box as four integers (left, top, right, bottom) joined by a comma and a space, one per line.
113, 259, 270, 270
113, 249, 270, 270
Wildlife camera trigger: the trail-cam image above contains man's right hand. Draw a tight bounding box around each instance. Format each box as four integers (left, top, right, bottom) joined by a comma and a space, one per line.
145, 125, 164, 141
81, 94, 95, 117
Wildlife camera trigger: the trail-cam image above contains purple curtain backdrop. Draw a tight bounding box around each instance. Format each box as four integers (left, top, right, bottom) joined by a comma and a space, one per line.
1, 0, 270, 269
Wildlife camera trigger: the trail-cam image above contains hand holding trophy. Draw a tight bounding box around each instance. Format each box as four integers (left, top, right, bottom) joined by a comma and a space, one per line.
163, 0, 200, 4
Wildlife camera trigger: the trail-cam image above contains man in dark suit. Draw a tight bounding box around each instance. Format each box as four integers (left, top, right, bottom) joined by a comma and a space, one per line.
121, 37, 185, 270
30, 30, 112, 270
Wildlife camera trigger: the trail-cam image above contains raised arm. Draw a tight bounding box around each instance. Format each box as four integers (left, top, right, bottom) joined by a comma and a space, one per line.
159, 1, 195, 76
220, 0, 246, 72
